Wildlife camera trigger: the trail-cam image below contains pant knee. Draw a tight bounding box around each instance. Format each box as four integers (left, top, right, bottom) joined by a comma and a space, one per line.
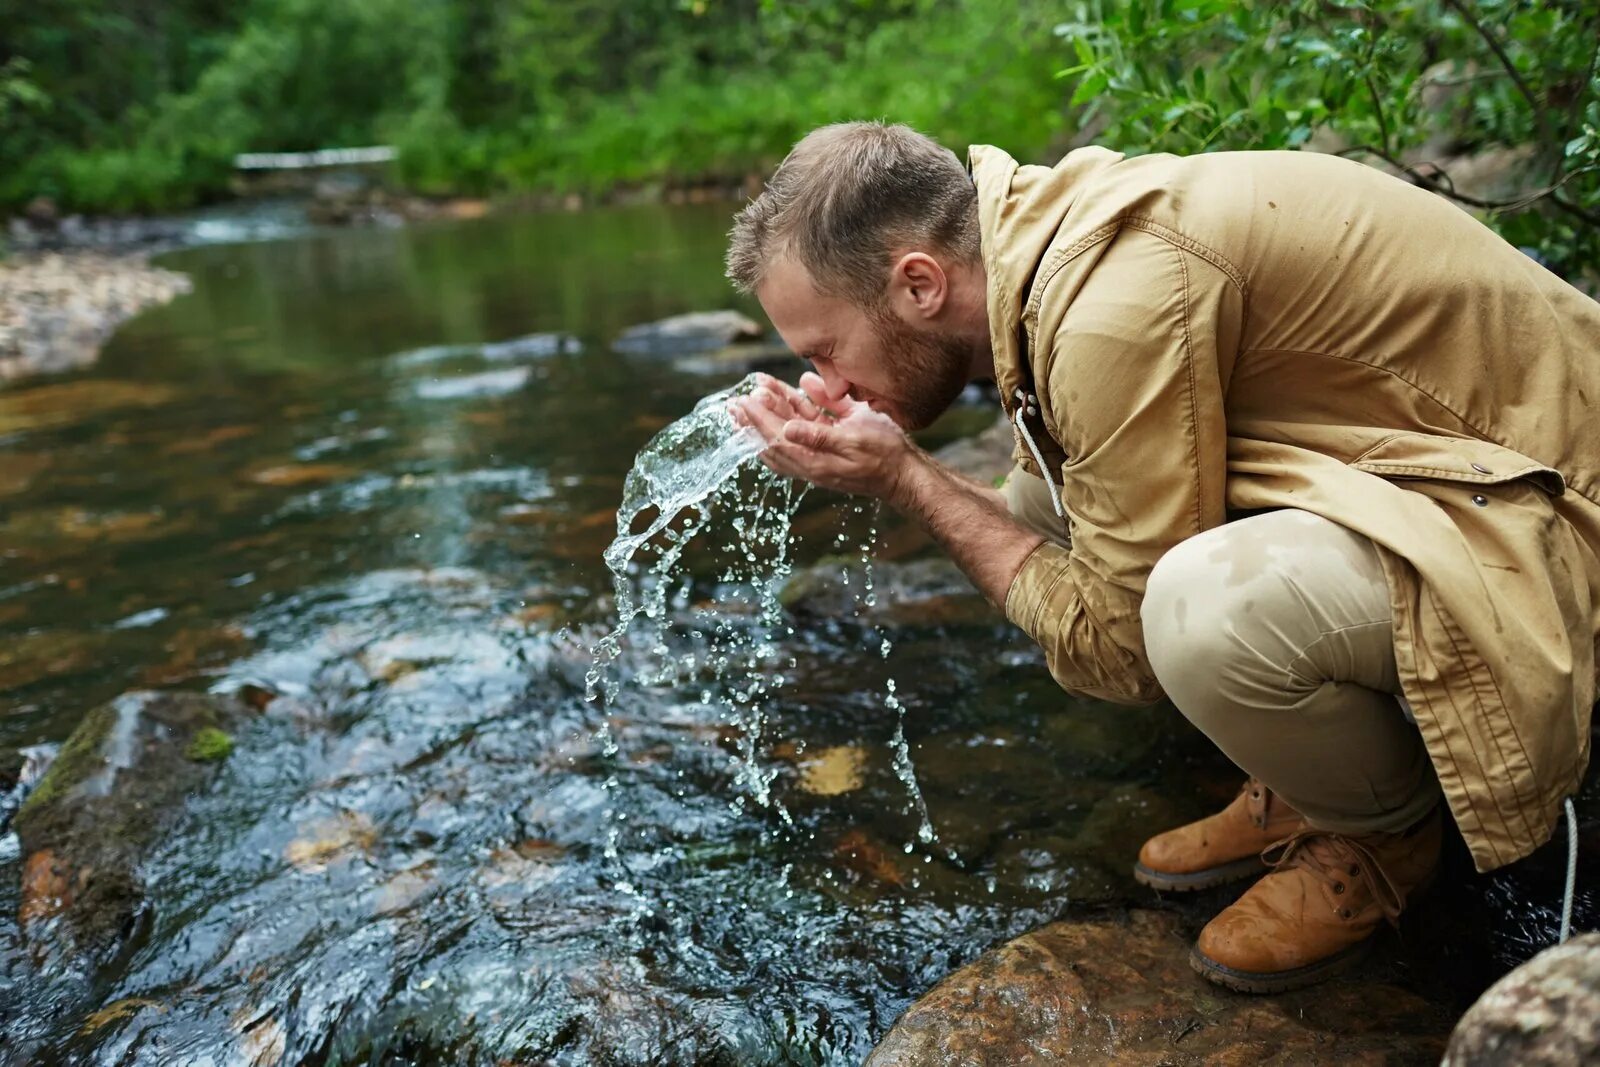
1141, 532, 1254, 729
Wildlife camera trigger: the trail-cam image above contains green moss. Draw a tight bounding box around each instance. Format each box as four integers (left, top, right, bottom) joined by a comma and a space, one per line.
17, 702, 117, 822
184, 727, 233, 763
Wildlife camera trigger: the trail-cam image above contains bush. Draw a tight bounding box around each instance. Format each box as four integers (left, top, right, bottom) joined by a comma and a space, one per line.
1055, 0, 1600, 275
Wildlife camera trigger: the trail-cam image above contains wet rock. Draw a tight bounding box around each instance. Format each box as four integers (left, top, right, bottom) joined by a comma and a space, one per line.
672, 340, 794, 376
412, 366, 532, 400
779, 555, 994, 627
391, 331, 578, 368
930, 413, 1014, 485
1443, 933, 1600, 1066
0, 252, 191, 382
612, 310, 765, 356
11, 690, 256, 964
866, 909, 1452, 1066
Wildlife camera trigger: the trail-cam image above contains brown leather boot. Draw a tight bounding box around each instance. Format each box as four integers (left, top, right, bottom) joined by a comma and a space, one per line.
1190, 806, 1442, 993
1133, 777, 1305, 891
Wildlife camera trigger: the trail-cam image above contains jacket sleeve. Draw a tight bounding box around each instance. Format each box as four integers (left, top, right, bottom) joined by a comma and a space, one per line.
1005, 229, 1236, 704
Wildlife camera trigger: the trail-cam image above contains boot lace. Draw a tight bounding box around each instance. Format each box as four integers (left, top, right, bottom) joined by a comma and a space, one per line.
1261, 829, 1406, 924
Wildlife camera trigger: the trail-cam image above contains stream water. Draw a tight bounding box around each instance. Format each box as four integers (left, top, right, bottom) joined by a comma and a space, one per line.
0, 204, 1593, 1065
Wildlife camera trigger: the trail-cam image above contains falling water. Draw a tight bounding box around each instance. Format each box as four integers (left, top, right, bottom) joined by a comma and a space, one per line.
589, 374, 940, 871
850, 504, 939, 849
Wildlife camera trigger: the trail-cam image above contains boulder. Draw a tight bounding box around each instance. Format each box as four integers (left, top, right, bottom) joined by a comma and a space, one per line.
11, 689, 261, 965
865, 909, 1452, 1066
612, 310, 765, 356
1443, 932, 1600, 1066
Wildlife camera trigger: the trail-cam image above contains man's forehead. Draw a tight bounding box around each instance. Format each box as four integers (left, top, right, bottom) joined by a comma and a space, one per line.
756, 258, 836, 349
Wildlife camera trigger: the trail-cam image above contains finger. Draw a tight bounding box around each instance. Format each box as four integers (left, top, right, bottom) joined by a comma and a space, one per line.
734, 396, 788, 443
783, 419, 842, 454
754, 385, 803, 423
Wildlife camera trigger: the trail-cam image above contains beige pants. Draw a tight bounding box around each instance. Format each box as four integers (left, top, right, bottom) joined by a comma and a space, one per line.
1005, 467, 1440, 833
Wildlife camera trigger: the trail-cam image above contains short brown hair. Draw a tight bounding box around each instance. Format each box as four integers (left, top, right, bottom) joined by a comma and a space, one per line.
726, 121, 981, 306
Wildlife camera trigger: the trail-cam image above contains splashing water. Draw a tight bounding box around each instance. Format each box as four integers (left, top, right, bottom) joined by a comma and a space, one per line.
588, 374, 940, 874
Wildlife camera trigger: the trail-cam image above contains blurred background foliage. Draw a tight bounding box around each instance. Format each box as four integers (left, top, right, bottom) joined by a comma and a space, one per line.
1, 0, 1595, 272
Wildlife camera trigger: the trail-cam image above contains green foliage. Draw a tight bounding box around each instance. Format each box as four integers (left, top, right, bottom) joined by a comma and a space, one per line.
5, 0, 1068, 214
10, 0, 1592, 275
1056, 0, 1600, 274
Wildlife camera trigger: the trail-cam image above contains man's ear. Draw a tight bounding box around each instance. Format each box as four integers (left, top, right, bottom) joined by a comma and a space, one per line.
889, 252, 948, 320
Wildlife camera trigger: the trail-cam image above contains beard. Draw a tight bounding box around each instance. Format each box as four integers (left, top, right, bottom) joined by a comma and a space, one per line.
867, 307, 981, 430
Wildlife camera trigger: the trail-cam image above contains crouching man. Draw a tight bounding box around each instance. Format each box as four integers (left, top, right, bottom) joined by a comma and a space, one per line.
729, 121, 1600, 992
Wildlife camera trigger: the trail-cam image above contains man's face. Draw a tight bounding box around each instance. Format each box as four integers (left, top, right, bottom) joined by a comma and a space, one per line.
755, 256, 975, 431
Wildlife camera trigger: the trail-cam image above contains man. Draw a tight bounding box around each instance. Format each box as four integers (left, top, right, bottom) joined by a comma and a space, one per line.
728, 121, 1600, 993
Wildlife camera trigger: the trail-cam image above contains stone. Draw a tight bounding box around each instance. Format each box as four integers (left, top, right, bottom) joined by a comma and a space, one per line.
672, 340, 794, 376
930, 414, 1015, 485
779, 556, 991, 625
0, 252, 191, 382
866, 909, 1453, 1066
1443, 933, 1600, 1066
612, 310, 765, 356
12, 690, 258, 964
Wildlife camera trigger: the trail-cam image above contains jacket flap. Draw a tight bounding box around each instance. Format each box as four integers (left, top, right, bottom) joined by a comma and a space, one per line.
1350, 433, 1566, 496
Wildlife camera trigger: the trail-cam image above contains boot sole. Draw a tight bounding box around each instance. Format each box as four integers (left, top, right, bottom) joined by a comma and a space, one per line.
1132, 855, 1266, 893
1188, 935, 1374, 994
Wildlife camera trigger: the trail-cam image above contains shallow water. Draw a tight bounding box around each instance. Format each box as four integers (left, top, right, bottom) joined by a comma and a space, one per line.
0, 204, 1593, 1064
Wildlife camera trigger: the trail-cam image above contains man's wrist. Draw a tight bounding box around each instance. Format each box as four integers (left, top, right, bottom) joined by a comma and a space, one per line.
885, 445, 936, 513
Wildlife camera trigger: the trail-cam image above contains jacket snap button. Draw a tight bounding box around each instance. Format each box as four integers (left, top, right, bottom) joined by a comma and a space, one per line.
1471, 463, 1491, 474
1471, 494, 1489, 507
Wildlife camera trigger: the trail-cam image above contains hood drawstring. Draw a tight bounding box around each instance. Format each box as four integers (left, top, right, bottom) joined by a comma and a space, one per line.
1560, 795, 1580, 944
1012, 388, 1065, 520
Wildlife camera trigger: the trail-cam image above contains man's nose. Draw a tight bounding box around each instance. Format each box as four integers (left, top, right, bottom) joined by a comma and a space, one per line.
810, 361, 851, 404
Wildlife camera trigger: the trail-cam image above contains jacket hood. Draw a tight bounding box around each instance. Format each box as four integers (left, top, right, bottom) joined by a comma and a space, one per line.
967, 143, 1123, 409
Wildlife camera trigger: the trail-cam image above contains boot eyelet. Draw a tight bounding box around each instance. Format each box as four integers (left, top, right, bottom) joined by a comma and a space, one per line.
1349, 864, 1360, 876
1340, 908, 1353, 919
1333, 882, 1345, 894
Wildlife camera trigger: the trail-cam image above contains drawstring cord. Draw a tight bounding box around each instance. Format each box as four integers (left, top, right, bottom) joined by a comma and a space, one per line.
1012, 388, 1064, 519
1560, 795, 1579, 944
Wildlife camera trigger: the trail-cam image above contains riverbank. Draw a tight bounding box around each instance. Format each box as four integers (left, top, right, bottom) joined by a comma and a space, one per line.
0, 252, 191, 383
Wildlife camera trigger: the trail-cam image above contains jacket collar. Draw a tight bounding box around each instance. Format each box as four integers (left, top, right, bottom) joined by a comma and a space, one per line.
967, 144, 1122, 413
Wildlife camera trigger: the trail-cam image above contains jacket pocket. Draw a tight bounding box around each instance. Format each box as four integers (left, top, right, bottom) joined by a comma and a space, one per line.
1350, 433, 1565, 496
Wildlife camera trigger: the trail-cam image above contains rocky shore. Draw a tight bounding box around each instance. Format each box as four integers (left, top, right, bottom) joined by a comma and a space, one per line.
0, 251, 191, 382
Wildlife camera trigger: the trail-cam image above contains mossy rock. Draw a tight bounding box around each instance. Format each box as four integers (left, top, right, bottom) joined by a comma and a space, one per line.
13, 690, 252, 965
185, 726, 233, 763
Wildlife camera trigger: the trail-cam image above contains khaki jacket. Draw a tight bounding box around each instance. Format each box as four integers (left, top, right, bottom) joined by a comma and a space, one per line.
970, 144, 1600, 872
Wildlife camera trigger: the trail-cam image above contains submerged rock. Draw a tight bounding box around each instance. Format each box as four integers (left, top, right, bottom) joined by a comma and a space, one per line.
612, 310, 764, 356
11, 689, 259, 965
779, 555, 994, 627
865, 909, 1452, 1066
1443, 932, 1600, 1065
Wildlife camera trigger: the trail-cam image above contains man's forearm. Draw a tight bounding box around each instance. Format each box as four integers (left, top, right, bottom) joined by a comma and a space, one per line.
889, 448, 1046, 608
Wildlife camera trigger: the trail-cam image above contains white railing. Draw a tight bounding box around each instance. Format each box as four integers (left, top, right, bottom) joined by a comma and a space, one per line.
233, 146, 397, 171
